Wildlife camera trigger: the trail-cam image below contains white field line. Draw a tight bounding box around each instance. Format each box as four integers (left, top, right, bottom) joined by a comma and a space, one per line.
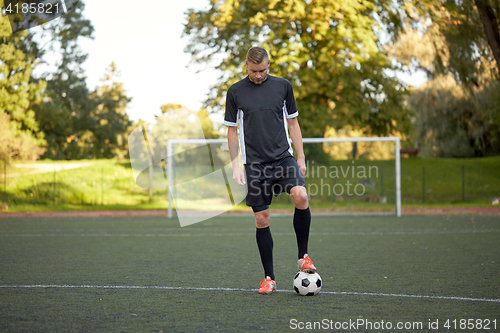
0, 284, 498, 303
0, 227, 496, 232
1, 229, 499, 237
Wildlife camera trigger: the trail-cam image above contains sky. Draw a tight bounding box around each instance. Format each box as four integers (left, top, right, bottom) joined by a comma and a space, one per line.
78, 0, 220, 123
32, 0, 427, 125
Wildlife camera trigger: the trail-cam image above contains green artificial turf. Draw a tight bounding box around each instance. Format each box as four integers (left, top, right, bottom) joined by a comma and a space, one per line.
0, 214, 499, 332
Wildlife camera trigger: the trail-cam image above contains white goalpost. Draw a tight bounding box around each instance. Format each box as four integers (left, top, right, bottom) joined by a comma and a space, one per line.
166, 137, 401, 220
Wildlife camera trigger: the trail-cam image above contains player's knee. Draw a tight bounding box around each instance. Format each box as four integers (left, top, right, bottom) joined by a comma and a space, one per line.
295, 196, 309, 210
291, 187, 308, 209
255, 211, 270, 228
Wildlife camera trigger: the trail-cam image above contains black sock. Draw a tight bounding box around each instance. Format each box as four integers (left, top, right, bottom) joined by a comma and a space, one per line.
293, 207, 311, 259
256, 227, 274, 280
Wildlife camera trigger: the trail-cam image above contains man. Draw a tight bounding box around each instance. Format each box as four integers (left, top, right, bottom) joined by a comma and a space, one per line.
224, 46, 316, 294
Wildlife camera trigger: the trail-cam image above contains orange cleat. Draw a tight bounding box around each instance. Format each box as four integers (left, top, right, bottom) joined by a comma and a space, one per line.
298, 254, 317, 273
258, 276, 276, 294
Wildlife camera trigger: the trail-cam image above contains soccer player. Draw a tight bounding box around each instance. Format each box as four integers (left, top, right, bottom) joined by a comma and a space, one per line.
224, 46, 316, 294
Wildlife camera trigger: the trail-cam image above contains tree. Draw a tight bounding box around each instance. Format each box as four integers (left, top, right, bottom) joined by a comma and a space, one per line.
183, 0, 413, 139
389, 0, 499, 87
0, 112, 45, 161
32, 0, 95, 159
138, 104, 220, 169
387, 0, 500, 156
87, 62, 132, 159
156, 103, 218, 142
0, 0, 46, 162
411, 74, 500, 157
474, 0, 500, 75
323, 124, 408, 160
2, 0, 133, 161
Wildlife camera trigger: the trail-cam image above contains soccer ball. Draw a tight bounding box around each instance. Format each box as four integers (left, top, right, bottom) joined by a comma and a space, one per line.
293, 271, 322, 296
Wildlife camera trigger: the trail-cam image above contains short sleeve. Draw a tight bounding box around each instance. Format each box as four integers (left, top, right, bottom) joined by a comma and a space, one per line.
285, 80, 298, 118
224, 88, 238, 127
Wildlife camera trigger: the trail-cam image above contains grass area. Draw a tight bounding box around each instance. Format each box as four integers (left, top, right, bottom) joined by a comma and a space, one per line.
0, 215, 498, 331
0, 160, 169, 211
0, 156, 499, 212
399, 156, 500, 204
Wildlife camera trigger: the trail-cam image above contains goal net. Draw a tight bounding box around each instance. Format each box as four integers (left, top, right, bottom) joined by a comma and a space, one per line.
160, 137, 401, 225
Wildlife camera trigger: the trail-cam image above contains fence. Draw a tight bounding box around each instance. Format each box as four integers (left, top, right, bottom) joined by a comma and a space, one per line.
417, 165, 499, 204
1, 159, 499, 208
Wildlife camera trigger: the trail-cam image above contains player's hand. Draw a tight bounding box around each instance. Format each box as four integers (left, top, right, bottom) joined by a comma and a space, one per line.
297, 157, 306, 176
232, 166, 246, 185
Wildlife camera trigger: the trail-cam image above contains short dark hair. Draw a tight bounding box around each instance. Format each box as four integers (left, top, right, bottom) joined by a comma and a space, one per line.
246, 46, 269, 64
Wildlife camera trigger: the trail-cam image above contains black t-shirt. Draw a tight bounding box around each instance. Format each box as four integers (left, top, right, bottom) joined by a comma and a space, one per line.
224, 75, 299, 164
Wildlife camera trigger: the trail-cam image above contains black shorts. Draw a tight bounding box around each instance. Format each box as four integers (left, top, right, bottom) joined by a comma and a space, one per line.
244, 156, 306, 210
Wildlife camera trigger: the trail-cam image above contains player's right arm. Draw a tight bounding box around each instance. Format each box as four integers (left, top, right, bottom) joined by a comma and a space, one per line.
227, 126, 245, 185
224, 86, 245, 185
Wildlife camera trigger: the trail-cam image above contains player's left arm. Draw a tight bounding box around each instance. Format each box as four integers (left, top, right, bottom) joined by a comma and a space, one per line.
287, 117, 306, 176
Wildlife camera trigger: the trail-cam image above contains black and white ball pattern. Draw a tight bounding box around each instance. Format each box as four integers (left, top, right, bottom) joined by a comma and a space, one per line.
293, 271, 322, 296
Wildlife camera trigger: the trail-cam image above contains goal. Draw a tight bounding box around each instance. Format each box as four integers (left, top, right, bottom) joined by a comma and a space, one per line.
163, 137, 401, 225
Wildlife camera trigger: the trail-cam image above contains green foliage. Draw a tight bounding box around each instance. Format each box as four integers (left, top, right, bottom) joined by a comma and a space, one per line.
411, 75, 500, 157
36, 60, 133, 160
439, 0, 499, 85
159, 103, 219, 140
387, 0, 500, 156
388, 0, 499, 86
32, 0, 94, 159
0, 112, 45, 162
0, 0, 47, 162
147, 104, 220, 168
183, 0, 412, 138
2, 0, 132, 161
88, 63, 132, 159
